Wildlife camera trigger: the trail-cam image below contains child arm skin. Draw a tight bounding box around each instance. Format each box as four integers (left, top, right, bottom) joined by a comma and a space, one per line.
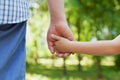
51, 34, 120, 56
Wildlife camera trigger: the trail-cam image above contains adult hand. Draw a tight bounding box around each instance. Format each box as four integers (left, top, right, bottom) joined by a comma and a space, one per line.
47, 0, 74, 57
47, 21, 74, 57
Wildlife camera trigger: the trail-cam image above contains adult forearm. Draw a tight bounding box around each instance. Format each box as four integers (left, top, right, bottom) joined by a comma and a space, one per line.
47, 0, 67, 23
71, 40, 119, 56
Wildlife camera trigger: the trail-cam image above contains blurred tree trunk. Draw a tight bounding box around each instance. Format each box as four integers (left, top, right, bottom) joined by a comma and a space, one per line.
76, 18, 82, 71
94, 56, 103, 80
63, 57, 67, 76
51, 55, 55, 67
33, 39, 39, 64
115, 55, 120, 70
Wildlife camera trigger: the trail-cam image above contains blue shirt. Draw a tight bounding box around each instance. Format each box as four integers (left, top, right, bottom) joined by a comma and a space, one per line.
0, 0, 29, 24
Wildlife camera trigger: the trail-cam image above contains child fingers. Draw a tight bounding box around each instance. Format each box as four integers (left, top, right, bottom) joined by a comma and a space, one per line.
56, 53, 65, 58
56, 53, 71, 58
54, 50, 64, 58
63, 53, 71, 56
54, 47, 71, 57
51, 34, 61, 41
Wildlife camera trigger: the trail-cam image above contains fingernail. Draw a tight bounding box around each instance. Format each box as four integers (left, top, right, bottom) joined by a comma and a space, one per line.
56, 54, 63, 58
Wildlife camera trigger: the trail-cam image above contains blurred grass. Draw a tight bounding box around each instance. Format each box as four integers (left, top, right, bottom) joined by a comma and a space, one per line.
26, 62, 120, 80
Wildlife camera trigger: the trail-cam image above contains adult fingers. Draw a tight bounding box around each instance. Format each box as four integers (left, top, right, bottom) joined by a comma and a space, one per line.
60, 26, 75, 41
48, 41, 55, 54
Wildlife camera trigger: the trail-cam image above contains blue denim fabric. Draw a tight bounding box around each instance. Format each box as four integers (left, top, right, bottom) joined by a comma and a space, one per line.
0, 21, 26, 80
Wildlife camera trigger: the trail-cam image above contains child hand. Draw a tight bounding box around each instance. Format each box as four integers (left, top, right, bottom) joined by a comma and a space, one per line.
51, 34, 72, 53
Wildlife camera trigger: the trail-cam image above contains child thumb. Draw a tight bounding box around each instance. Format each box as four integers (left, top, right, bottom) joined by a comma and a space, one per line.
51, 34, 61, 40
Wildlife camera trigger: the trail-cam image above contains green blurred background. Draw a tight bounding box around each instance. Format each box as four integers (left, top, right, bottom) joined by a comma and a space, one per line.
26, 0, 120, 80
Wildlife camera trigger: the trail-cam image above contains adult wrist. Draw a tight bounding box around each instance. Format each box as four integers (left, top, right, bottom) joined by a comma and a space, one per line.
50, 19, 68, 28
50, 17, 67, 24
50, 12, 67, 23
68, 41, 75, 53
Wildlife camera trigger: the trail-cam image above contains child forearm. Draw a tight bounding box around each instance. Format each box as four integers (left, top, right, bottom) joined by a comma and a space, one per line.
51, 33, 120, 56
70, 40, 119, 56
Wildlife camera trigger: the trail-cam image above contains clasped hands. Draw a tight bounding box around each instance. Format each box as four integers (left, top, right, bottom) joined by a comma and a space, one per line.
47, 22, 74, 58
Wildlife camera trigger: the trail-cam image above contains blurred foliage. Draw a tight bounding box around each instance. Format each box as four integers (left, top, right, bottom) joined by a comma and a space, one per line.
26, 0, 120, 80
26, 63, 120, 80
